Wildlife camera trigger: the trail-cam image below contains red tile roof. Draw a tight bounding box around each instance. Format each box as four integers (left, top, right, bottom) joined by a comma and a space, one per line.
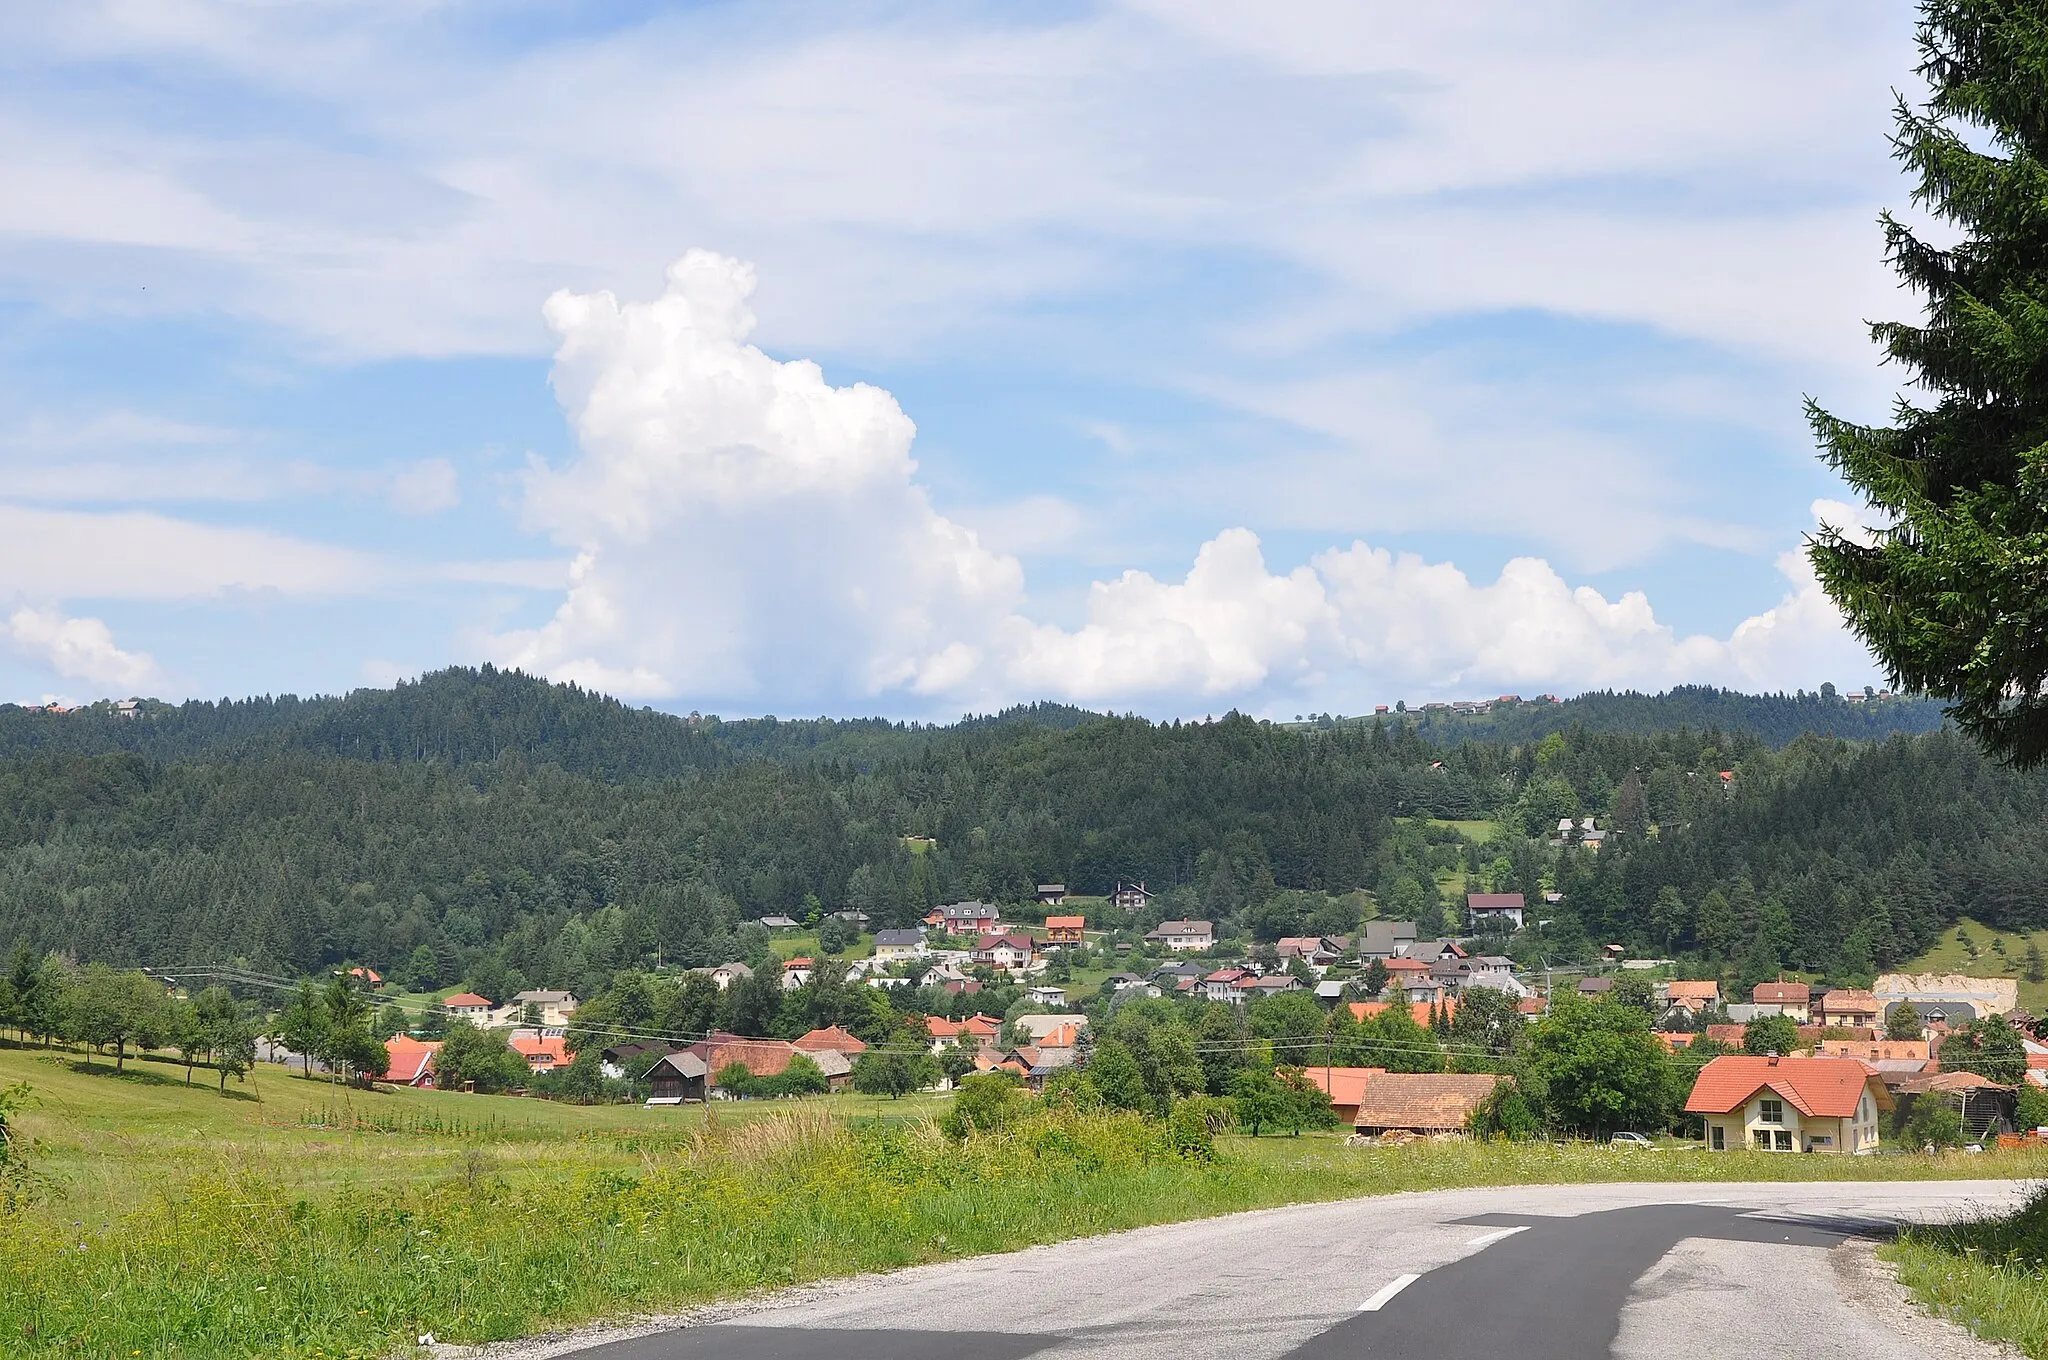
1353, 1073, 1505, 1132
705, 1038, 800, 1079
1466, 893, 1525, 909
1297, 1065, 1385, 1110
1704, 1024, 1748, 1047
795, 1025, 867, 1055
1752, 982, 1810, 1005
1045, 915, 1086, 930
442, 992, 492, 1009
1038, 1023, 1081, 1049
1684, 1055, 1887, 1118
1348, 999, 1457, 1027
509, 1034, 566, 1069
383, 1036, 440, 1084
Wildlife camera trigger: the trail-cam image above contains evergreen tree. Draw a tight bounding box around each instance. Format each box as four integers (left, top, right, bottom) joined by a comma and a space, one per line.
1809, 2, 2048, 764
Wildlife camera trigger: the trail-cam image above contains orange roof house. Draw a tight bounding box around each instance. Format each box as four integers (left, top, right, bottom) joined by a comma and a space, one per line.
1348, 999, 1457, 1027
1297, 1066, 1386, 1124
1685, 1054, 1890, 1154
1665, 980, 1720, 1009
704, 1039, 800, 1081
509, 1034, 567, 1073
383, 1036, 440, 1086
347, 967, 384, 987
1045, 915, 1086, 944
795, 1026, 868, 1056
442, 992, 492, 1014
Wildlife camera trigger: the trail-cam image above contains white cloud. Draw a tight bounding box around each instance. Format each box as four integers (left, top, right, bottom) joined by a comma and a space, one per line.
496, 250, 1024, 699
0, 504, 378, 598
3, 606, 157, 689
388, 457, 459, 515
500, 252, 1882, 712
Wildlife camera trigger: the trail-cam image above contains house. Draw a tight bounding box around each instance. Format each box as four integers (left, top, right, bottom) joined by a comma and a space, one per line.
1465, 957, 1529, 998
703, 1038, 807, 1088
781, 958, 815, 990
1241, 975, 1304, 997
1044, 915, 1086, 945
1357, 921, 1419, 960
1277, 937, 1344, 968
708, 961, 752, 991
1817, 1038, 1932, 1067
1813, 989, 1882, 1028
1664, 980, 1721, 1013
1703, 1023, 1750, 1048
1886, 999, 1978, 1030
346, 967, 384, 988
1348, 999, 1457, 1028
599, 1040, 670, 1080
926, 1014, 1003, 1052
871, 929, 927, 962
442, 992, 493, 1021
1576, 976, 1615, 998
509, 1033, 567, 1074
828, 910, 871, 925
1110, 880, 1155, 912
510, 990, 579, 1027
1353, 1073, 1506, 1137
1752, 982, 1813, 1021
1685, 1054, 1891, 1152
1025, 984, 1068, 1006
1466, 893, 1526, 930
1105, 972, 1151, 993
934, 901, 1004, 934
384, 1036, 440, 1087
795, 1026, 867, 1058
973, 933, 1037, 971
1402, 939, 1467, 964
1145, 920, 1215, 951
643, 1050, 709, 1104
1204, 968, 1252, 1003
1015, 1013, 1089, 1045
114, 698, 140, 719
758, 914, 802, 929
1892, 1071, 2019, 1141
1036, 884, 1069, 906
1297, 1066, 1386, 1124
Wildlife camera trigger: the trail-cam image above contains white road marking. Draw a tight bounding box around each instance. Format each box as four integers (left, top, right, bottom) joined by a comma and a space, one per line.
1465, 1225, 1530, 1248
1357, 1274, 1421, 1312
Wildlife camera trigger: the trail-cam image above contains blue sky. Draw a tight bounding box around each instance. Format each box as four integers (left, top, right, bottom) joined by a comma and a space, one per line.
0, 1, 1924, 717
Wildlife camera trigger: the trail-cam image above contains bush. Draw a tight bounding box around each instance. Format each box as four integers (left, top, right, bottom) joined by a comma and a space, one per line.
940, 1072, 1027, 1140
2015, 1083, 2048, 1134
1164, 1095, 1233, 1160
1467, 1082, 1540, 1140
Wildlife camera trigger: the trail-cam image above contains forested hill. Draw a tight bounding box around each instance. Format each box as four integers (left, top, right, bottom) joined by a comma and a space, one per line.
0, 669, 1948, 780
1386, 686, 1946, 747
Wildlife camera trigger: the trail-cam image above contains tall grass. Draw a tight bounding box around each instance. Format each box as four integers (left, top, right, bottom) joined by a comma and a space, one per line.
1887, 1183, 2048, 1358
2, 1085, 2043, 1359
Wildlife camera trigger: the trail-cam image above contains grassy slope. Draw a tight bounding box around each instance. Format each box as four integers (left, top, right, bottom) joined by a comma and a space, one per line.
4, 1041, 2045, 1358
1897, 917, 2048, 1014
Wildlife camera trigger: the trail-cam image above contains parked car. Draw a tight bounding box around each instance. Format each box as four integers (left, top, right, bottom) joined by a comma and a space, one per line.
1609, 1132, 1658, 1150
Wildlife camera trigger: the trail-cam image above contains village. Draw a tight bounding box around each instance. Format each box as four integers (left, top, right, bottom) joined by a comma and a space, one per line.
347, 884, 2048, 1152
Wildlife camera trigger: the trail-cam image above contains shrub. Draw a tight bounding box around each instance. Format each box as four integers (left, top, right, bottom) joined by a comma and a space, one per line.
940, 1072, 1027, 1139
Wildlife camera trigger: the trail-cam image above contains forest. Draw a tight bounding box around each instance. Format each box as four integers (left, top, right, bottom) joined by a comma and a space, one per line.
0, 666, 2032, 1003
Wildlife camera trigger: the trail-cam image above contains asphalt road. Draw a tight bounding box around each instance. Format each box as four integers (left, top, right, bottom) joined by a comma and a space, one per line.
553, 1180, 2032, 1360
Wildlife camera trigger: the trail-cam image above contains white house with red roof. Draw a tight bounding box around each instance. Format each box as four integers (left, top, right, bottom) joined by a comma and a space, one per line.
509, 1032, 567, 1074
442, 992, 492, 1021
973, 933, 1036, 972
1685, 1054, 1890, 1153
383, 1036, 440, 1087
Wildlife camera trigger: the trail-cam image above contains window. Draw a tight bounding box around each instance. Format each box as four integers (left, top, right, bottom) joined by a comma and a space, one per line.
1710, 1125, 1725, 1151
1758, 1098, 1783, 1124
1774, 1130, 1793, 1151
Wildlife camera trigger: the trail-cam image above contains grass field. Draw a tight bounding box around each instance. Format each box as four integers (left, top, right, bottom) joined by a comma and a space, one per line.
1887, 1184, 2048, 1357
1424, 817, 1504, 843
1898, 916, 2048, 1013
3, 1039, 2045, 1358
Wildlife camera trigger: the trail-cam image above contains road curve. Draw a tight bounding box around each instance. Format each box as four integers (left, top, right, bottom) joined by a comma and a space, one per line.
542, 1180, 2032, 1360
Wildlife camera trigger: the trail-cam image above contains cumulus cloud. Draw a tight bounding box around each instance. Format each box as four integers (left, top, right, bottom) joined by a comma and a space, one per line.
496, 250, 1024, 699
500, 252, 1883, 712
3, 606, 156, 689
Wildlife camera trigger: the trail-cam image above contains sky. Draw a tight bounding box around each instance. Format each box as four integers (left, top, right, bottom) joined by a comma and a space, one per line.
0, 1, 1930, 718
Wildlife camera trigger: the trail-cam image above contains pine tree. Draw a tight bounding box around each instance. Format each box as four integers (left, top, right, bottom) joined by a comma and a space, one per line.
1809, 3, 2048, 764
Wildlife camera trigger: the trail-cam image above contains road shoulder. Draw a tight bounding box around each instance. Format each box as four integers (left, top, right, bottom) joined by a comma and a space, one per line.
1830, 1236, 2027, 1360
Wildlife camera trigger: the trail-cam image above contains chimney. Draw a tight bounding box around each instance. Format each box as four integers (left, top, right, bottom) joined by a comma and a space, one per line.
1767, 1052, 1780, 1065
